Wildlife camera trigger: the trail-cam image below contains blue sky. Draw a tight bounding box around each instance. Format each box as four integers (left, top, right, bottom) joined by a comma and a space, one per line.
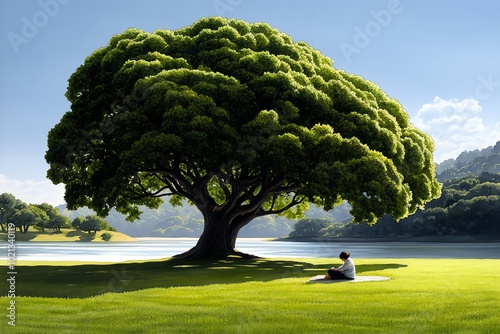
1, 0, 500, 206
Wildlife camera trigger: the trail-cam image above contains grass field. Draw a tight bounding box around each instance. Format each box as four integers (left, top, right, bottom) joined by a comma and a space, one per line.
1, 257, 499, 333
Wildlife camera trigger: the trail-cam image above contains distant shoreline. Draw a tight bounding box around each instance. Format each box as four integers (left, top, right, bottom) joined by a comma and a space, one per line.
273, 236, 500, 243
5, 232, 497, 243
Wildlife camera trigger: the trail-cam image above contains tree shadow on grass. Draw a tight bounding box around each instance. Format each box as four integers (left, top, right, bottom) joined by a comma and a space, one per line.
13, 258, 407, 298
65, 230, 82, 238
65, 230, 96, 241
0, 231, 37, 241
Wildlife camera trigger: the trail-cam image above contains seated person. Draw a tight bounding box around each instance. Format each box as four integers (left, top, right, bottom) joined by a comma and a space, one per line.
325, 251, 356, 280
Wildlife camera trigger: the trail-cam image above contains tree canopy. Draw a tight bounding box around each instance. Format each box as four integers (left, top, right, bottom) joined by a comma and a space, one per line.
46, 17, 440, 257
0, 193, 21, 232
80, 215, 106, 234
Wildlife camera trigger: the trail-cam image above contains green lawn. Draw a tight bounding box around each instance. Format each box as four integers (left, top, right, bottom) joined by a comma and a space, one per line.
0, 228, 137, 242
1, 257, 499, 333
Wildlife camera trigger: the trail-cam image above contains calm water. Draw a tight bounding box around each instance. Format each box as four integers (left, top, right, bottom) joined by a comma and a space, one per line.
2, 238, 500, 262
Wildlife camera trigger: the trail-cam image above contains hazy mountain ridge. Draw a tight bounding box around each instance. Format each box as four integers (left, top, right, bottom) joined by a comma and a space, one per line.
436, 141, 500, 180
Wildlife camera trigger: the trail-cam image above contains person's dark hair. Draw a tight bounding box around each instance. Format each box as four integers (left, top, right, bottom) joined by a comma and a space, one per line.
339, 251, 350, 260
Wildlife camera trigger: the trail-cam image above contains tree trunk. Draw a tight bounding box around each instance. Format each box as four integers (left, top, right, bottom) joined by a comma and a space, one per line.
175, 209, 258, 259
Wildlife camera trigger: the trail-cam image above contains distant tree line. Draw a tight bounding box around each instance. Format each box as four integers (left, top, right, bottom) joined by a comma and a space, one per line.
0, 193, 69, 233
289, 172, 500, 238
0, 193, 114, 235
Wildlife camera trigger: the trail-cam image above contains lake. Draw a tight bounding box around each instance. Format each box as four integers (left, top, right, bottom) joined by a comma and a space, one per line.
3, 238, 500, 262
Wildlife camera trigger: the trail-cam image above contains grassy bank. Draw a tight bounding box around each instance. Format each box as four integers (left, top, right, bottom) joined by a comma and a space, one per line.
0, 228, 137, 242
1, 257, 499, 333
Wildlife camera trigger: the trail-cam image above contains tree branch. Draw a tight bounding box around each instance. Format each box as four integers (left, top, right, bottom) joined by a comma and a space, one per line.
216, 171, 232, 200
260, 193, 305, 216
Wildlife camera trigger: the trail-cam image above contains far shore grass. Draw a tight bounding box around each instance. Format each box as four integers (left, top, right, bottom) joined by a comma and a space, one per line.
0, 228, 137, 242
0, 257, 499, 333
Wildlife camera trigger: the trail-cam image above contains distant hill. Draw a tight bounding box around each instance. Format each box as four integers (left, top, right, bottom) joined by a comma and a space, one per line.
436, 141, 500, 181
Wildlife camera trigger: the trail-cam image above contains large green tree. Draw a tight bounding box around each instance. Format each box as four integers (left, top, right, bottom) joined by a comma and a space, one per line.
80, 215, 106, 234
0, 193, 18, 232
33, 203, 58, 231
11, 206, 47, 233
46, 17, 440, 258
49, 215, 68, 232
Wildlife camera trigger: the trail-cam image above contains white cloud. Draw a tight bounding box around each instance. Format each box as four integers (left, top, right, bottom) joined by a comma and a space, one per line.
417, 97, 482, 117
411, 96, 500, 162
0, 174, 65, 206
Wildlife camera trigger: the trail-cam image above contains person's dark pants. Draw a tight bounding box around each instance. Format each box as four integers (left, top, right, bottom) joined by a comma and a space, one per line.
327, 269, 353, 280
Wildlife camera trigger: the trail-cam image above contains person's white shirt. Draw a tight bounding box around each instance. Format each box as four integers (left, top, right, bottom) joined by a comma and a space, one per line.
335, 258, 356, 279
